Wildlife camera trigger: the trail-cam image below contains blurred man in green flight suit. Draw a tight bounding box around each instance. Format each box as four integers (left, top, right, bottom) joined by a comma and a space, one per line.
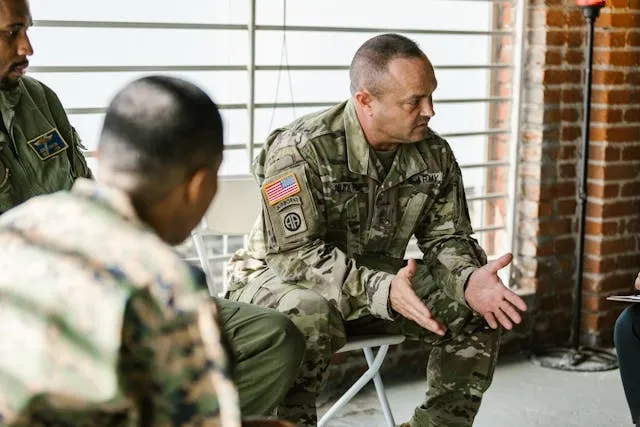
0, 0, 92, 214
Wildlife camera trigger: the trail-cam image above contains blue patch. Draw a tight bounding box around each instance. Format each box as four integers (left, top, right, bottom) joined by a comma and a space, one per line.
26, 128, 69, 160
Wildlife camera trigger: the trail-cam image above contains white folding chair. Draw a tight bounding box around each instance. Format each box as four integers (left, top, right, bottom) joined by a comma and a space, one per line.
191, 176, 262, 297
191, 176, 404, 426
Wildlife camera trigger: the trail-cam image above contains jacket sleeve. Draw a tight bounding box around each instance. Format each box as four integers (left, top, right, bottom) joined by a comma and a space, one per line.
414, 144, 487, 306
119, 288, 241, 426
257, 130, 395, 320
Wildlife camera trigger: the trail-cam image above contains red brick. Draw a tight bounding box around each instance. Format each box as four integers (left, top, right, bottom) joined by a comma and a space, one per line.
561, 108, 580, 122
567, 31, 585, 47
588, 163, 607, 180
591, 107, 623, 124
602, 200, 640, 218
593, 89, 640, 105
605, 162, 640, 180
583, 293, 605, 311
628, 31, 640, 47
562, 88, 583, 103
599, 11, 636, 28
544, 69, 571, 85
547, 30, 567, 46
591, 126, 640, 143
627, 71, 640, 86
557, 199, 577, 215
621, 145, 640, 161
624, 108, 640, 122
562, 125, 582, 141
543, 106, 562, 121
595, 31, 627, 48
546, 9, 566, 27
594, 50, 640, 67
588, 182, 620, 198
566, 9, 585, 26
585, 219, 618, 235
586, 237, 636, 256
565, 49, 585, 65
545, 49, 563, 66
545, 88, 562, 103
558, 145, 577, 159
536, 240, 555, 257
539, 218, 573, 235
592, 70, 625, 85
617, 253, 640, 270
621, 181, 640, 196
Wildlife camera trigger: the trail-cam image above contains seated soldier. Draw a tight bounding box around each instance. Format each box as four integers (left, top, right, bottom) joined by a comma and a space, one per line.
0, 76, 302, 426
226, 33, 528, 427
615, 272, 640, 427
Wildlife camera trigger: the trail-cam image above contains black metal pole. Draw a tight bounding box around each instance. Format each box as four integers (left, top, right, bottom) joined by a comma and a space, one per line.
571, 6, 600, 350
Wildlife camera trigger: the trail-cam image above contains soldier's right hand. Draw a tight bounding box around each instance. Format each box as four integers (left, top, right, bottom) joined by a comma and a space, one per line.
389, 259, 446, 336
635, 272, 640, 291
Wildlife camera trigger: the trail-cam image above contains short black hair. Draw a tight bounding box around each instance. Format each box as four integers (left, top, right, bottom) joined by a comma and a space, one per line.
349, 33, 425, 96
98, 75, 223, 200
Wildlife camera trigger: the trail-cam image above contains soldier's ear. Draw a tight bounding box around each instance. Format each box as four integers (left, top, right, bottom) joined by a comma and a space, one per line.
184, 168, 209, 206
354, 90, 374, 113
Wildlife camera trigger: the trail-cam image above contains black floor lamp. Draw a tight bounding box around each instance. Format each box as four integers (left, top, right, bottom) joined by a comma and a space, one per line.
530, 0, 618, 371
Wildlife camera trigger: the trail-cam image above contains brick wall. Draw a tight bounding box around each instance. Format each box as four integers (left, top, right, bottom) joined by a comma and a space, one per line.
514, 0, 640, 347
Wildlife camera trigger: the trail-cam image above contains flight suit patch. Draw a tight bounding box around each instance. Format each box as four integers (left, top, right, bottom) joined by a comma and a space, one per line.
26, 128, 69, 160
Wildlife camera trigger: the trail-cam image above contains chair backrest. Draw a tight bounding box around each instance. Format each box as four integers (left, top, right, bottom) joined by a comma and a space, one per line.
203, 175, 262, 235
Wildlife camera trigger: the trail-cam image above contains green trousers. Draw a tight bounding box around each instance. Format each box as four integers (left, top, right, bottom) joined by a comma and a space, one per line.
216, 298, 306, 417
228, 263, 501, 427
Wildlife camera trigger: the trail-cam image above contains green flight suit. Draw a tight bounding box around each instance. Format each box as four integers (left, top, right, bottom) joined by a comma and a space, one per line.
0, 76, 92, 214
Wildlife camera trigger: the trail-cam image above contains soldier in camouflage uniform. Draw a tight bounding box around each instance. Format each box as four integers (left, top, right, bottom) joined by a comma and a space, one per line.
0, 0, 93, 214
227, 34, 528, 427
0, 76, 303, 426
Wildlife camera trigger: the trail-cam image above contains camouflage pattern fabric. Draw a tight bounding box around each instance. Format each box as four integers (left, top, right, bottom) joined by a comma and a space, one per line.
0, 76, 93, 214
0, 179, 240, 427
227, 100, 499, 427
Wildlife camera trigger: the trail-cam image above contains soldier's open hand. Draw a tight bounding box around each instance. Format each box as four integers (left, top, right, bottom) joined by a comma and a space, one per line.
464, 252, 527, 330
635, 272, 640, 291
390, 259, 447, 336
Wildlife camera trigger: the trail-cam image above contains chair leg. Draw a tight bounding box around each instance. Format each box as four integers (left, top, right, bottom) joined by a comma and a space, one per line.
318, 345, 391, 427
364, 347, 396, 427
190, 226, 217, 297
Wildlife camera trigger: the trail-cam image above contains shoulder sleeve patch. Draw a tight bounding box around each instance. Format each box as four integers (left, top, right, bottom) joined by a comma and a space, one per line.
263, 173, 301, 206
262, 164, 319, 252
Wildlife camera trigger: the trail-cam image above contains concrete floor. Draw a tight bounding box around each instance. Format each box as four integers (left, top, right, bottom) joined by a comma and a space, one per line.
318, 355, 630, 427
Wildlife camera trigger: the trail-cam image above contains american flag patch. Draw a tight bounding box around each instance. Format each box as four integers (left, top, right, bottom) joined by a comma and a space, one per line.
263, 174, 301, 206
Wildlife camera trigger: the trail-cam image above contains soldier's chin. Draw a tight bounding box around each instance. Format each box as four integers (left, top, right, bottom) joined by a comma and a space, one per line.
0, 76, 20, 91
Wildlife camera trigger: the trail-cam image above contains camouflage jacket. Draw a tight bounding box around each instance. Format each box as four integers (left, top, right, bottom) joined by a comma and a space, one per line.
228, 100, 487, 321
0, 179, 240, 427
0, 76, 93, 214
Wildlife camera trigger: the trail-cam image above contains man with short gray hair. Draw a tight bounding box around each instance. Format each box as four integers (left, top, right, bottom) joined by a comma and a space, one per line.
227, 33, 528, 427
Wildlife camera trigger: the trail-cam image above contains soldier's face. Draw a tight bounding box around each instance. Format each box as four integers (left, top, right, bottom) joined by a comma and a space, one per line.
369, 56, 437, 143
0, 0, 33, 91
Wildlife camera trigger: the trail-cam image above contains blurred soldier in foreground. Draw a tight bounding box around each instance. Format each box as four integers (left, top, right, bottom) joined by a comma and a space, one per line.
0, 75, 303, 426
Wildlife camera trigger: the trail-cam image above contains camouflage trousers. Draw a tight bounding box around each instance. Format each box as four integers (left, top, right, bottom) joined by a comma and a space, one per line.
228, 262, 501, 427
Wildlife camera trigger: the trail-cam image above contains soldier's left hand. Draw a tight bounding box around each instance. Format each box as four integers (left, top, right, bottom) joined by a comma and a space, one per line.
464, 252, 527, 330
